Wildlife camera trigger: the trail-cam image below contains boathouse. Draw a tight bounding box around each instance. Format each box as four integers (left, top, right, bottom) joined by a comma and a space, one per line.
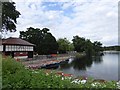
1, 37, 35, 58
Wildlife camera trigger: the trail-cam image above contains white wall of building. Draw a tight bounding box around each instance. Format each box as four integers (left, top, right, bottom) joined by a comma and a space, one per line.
5, 45, 33, 51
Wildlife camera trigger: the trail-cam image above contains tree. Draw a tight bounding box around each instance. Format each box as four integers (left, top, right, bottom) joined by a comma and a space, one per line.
20, 27, 58, 55
57, 38, 73, 54
84, 39, 94, 56
20, 27, 42, 54
72, 36, 86, 52
2, 2, 20, 32
103, 45, 120, 51
69, 43, 74, 51
72, 35, 103, 56
42, 32, 58, 54
93, 41, 103, 53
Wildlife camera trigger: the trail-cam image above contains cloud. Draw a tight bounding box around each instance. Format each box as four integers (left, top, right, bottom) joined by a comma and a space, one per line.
10, 0, 119, 46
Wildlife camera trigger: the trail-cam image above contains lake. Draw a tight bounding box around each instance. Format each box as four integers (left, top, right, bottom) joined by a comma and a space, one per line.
57, 51, 119, 81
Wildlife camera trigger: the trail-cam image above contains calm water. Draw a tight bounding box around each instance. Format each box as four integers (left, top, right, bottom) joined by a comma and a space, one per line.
57, 51, 119, 81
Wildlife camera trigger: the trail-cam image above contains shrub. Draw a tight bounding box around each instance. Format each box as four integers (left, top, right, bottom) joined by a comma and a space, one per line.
2, 56, 31, 88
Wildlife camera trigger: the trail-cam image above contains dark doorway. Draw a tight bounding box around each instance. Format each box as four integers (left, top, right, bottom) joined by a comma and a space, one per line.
28, 51, 33, 58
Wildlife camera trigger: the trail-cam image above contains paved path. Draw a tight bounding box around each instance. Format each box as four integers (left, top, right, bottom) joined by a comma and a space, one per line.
22, 56, 72, 69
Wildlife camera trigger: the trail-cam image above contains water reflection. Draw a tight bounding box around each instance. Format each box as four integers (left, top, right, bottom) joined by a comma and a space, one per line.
92, 56, 103, 64
58, 52, 118, 80
59, 55, 103, 70
72, 57, 92, 70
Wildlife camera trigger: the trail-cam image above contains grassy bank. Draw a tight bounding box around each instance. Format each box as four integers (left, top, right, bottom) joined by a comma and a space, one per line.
2, 56, 119, 89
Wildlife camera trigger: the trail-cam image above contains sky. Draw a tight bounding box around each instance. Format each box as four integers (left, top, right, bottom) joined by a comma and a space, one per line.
6, 0, 118, 46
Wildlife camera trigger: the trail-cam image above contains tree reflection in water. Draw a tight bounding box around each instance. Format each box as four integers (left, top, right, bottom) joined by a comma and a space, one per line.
59, 55, 103, 71
92, 56, 103, 64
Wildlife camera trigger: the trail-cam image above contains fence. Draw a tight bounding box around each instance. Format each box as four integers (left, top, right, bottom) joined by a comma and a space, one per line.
20, 53, 75, 62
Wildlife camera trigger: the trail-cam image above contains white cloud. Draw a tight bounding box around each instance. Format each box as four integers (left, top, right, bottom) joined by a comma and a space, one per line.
10, 0, 119, 46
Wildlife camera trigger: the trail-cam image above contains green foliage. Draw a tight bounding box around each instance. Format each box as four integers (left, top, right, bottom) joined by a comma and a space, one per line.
2, 56, 31, 88
42, 32, 58, 54
57, 38, 74, 54
72, 36, 86, 52
72, 35, 102, 56
2, 56, 24, 75
20, 27, 58, 54
93, 41, 103, 55
2, 2, 20, 32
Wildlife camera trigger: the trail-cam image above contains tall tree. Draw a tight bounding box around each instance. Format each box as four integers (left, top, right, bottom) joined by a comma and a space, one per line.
93, 41, 102, 53
84, 39, 94, 56
42, 32, 58, 54
72, 36, 86, 52
2, 2, 20, 32
20, 27, 58, 55
72, 35, 103, 56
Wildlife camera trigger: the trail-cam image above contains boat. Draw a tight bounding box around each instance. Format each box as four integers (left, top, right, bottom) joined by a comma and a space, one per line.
65, 59, 69, 62
41, 62, 60, 69
59, 60, 66, 64
100, 52, 104, 56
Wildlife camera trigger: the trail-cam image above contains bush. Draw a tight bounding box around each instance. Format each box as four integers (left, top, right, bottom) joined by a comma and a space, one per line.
2, 56, 32, 88
2, 56, 24, 75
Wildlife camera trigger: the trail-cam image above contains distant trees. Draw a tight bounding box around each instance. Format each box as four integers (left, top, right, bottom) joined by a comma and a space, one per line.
57, 38, 74, 54
72, 35, 102, 56
103, 46, 120, 51
20, 27, 58, 55
2, 2, 20, 32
